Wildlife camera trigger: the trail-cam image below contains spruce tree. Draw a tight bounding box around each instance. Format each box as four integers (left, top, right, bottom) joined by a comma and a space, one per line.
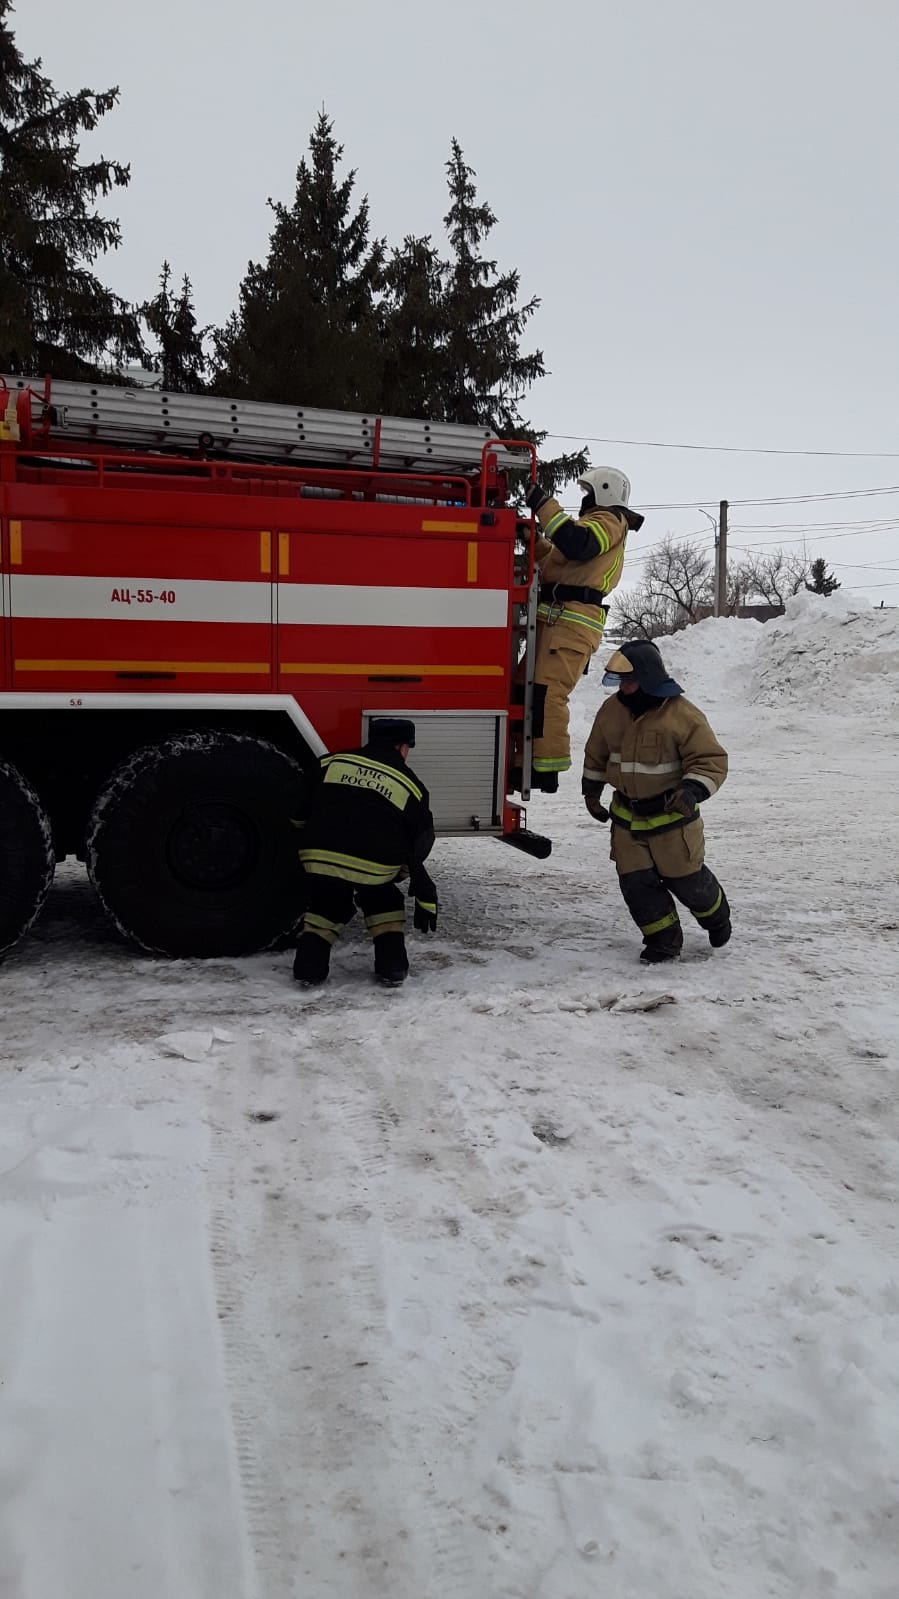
142, 262, 208, 392
378, 235, 448, 417
806, 557, 841, 596
439, 139, 543, 431
0, 0, 141, 377
212, 111, 384, 409
437, 141, 588, 494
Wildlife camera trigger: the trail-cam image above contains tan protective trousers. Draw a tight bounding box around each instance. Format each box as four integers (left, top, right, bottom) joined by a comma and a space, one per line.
610, 816, 706, 877
609, 815, 729, 954
531, 618, 602, 774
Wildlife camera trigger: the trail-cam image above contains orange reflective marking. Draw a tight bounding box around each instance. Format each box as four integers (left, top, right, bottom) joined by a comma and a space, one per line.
259, 530, 272, 573
466, 542, 478, 582
421, 520, 478, 533
280, 662, 502, 677
9, 520, 22, 564
278, 533, 290, 576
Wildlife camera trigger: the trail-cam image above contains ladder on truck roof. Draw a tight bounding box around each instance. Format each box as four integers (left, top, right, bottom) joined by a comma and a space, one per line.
1, 374, 531, 478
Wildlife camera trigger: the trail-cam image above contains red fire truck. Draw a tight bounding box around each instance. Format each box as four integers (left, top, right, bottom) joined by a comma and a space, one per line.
0, 375, 547, 959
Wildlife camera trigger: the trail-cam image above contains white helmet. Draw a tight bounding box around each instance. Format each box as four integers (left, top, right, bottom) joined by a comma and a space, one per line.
577, 466, 631, 508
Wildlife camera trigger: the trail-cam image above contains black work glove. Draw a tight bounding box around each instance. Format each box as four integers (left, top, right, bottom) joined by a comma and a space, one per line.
409, 869, 438, 933
667, 779, 708, 817
582, 781, 609, 823
585, 793, 610, 823
524, 482, 551, 514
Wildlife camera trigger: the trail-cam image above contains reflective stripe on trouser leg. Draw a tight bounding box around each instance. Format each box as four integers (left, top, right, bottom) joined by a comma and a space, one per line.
617, 867, 684, 952
664, 867, 730, 932
531, 623, 595, 773
302, 912, 342, 945
355, 881, 406, 940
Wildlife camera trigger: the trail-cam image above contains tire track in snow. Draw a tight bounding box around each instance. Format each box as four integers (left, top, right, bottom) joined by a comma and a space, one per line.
206, 1019, 474, 1597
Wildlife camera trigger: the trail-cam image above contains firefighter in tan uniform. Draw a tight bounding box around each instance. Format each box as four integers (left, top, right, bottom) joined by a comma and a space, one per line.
512, 467, 644, 793
582, 639, 732, 962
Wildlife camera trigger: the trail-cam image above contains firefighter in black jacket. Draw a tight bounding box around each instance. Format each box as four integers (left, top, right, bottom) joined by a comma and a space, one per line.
293, 718, 437, 987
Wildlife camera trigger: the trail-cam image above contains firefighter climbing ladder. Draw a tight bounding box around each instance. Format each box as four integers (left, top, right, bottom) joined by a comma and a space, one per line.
1, 375, 529, 477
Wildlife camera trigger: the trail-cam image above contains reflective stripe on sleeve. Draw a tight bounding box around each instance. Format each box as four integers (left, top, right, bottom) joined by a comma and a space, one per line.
682, 771, 718, 796
543, 510, 610, 553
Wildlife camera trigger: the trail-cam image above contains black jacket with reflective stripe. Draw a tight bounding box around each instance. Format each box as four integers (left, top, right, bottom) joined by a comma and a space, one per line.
298, 740, 435, 876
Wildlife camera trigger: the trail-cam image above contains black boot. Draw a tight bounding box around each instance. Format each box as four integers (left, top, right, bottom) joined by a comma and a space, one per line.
293, 932, 331, 986
373, 931, 409, 987
640, 944, 681, 964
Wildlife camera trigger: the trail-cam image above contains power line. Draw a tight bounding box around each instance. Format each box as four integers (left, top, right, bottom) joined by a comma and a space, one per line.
562, 486, 899, 514
827, 560, 899, 574
729, 514, 899, 532
640, 484, 899, 512
729, 522, 899, 550
543, 429, 899, 460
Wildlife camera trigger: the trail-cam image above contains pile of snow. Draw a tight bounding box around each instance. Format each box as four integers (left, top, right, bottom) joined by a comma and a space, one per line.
573, 617, 764, 742
661, 615, 765, 705
588, 595, 899, 716
752, 591, 899, 712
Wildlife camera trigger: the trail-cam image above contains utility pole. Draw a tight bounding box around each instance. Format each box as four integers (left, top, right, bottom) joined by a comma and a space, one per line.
714, 499, 728, 617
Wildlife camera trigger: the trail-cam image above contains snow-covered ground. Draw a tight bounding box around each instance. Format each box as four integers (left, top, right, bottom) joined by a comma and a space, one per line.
2, 594, 898, 1599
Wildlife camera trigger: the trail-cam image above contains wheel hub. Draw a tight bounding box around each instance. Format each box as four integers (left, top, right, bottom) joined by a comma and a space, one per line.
166, 801, 259, 891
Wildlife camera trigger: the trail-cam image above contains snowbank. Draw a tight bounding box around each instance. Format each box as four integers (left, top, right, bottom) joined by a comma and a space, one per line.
583, 595, 899, 717
571, 616, 765, 743
661, 615, 764, 705
752, 591, 899, 713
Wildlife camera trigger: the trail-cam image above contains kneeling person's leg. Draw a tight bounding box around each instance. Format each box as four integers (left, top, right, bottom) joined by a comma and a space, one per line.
357, 882, 409, 984
294, 876, 353, 982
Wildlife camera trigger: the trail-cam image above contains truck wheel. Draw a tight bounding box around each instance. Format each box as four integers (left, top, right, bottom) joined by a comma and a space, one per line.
0, 761, 55, 959
86, 731, 308, 957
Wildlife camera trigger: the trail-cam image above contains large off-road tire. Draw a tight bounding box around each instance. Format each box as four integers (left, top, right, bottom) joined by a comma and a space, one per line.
0, 761, 55, 960
86, 731, 307, 957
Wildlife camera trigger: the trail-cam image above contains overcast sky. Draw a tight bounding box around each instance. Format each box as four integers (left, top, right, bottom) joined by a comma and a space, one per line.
13, 0, 899, 603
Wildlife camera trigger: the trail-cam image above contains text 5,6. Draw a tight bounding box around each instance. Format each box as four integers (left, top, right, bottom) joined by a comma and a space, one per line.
110, 587, 177, 605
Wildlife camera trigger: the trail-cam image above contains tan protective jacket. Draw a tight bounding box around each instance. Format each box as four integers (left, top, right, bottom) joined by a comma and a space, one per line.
584, 694, 728, 806
534, 500, 629, 635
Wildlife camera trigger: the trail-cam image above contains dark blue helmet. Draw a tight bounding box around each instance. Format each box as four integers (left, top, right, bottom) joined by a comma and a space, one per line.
602, 640, 683, 697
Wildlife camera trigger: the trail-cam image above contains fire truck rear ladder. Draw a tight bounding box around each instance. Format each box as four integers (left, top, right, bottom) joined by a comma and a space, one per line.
2, 375, 531, 477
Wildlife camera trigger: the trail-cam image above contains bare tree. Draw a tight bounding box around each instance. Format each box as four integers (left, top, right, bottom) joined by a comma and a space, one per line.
615, 581, 679, 640
614, 539, 816, 638
724, 559, 756, 615
740, 549, 810, 607
615, 537, 712, 639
